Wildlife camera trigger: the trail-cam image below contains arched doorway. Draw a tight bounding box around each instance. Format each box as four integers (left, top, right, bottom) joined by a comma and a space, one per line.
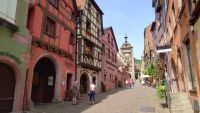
31, 57, 56, 103
135, 73, 138, 80
0, 63, 16, 112
80, 74, 89, 94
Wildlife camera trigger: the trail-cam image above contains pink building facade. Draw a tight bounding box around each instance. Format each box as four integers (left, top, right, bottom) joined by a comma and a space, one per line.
24, 0, 77, 109
101, 27, 119, 91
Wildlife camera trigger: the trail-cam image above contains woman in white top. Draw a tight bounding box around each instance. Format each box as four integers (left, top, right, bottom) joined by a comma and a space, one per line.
89, 82, 96, 104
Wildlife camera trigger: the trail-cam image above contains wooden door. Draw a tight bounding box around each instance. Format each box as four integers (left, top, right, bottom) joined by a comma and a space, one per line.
0, 63, 15, 113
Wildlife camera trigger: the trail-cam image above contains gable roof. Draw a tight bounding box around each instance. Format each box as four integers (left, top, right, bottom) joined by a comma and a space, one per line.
104, 27, 119, 51
90, 0, 104, 15
76, 0, 104, 15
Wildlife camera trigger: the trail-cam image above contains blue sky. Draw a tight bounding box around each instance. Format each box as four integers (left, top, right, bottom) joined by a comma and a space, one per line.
96, 0, 155, 59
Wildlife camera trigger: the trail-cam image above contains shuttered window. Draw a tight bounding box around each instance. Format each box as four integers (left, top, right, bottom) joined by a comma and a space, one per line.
44, 17, 56, 38
0, 0, 17, 24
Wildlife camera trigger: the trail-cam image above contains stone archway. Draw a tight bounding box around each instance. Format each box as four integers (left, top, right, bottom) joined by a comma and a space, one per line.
0, 63, 16, 112
31, 57, 56, 103
80, 73, 89, 94
0, 57, 23, 112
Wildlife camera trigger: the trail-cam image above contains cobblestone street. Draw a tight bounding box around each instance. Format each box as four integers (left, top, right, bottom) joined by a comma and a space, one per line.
29, 83, 169, 113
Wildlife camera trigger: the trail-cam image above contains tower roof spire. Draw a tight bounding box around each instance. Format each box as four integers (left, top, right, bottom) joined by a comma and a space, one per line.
125, 34, 128, 43
121, 34, 133, 49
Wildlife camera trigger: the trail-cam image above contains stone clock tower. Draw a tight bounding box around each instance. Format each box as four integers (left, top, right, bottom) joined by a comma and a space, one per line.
120, 36, 135, 80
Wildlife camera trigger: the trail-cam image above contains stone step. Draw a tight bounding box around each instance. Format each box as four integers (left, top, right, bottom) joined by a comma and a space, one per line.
170, 94, 188, 98
171, 104, 192, 107
171, 102, 192, 106
171, 99, 190, 102
171, 106, 193, 109
171, 100, 190, 104
171, 97, 189, 100
170, 93, 193, 113
171, 95, 188, 98
171, 109, 193, 113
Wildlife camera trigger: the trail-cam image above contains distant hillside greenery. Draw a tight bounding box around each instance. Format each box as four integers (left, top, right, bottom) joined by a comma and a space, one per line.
134, 58, 141, 64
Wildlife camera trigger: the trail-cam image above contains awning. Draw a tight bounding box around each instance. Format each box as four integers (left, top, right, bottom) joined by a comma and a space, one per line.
141, 74, 151, 78
156, 44, 172, 53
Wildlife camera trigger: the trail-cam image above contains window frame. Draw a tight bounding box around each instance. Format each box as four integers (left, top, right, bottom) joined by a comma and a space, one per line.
108, 49, 110, 59
44, 16, 56, 38
185, 40, 196, 90
69, 33, 75, 46
86, 20, 91, 32
104, 74, 106, 81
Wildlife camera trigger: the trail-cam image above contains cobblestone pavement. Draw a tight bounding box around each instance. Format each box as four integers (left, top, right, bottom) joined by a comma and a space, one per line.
29, 82, 169, 113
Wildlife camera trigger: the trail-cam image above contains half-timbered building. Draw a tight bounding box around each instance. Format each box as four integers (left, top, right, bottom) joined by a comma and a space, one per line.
25, 0, 78, 108
76, 0, 103, 93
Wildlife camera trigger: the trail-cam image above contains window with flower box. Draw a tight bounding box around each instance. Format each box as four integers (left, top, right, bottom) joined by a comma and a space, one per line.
84, 41, 93, 55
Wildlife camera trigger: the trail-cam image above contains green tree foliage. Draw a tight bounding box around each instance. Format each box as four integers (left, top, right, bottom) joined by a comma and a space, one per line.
144, 64, 156, 77
156, 85, 167, 99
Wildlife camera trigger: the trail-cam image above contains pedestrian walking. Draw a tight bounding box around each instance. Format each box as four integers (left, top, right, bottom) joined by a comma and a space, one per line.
72, 81, 78, 105
141, 79, 145, 88
132, 79, 135, 87
89, 82, 96, 104
127, 79, 132, 88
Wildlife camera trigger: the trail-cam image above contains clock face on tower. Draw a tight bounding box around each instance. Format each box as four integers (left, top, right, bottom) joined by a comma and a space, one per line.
124, 53, 129, 56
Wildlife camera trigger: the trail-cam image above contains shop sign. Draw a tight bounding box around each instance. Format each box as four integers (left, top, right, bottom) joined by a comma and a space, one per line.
0, 51, 21, 64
